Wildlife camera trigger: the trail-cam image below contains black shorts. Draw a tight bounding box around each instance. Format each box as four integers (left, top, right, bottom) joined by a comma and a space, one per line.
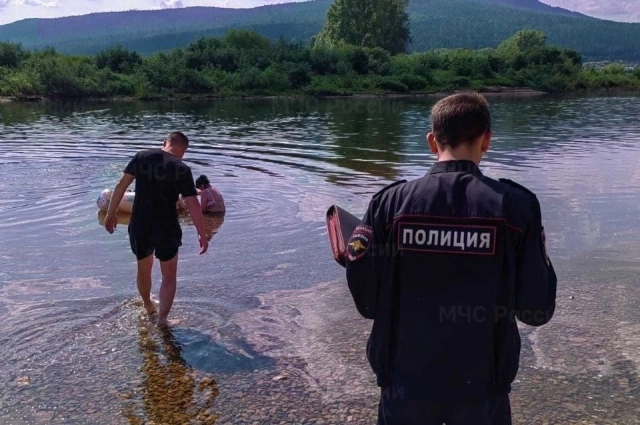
377, 389, 511, 425
128, 219, 182, 262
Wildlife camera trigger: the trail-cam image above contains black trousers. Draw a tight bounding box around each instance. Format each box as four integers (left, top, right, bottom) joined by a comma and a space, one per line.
377, 388, 512, 425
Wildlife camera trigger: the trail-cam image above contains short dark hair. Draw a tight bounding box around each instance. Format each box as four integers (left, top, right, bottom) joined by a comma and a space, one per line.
195, 174, 210, 188
167, 131, 189, 147
430, 93, 491, 149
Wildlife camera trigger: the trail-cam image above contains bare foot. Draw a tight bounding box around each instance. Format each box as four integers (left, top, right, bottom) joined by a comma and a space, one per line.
156, 317, 169, 328
143, 301, 157, 316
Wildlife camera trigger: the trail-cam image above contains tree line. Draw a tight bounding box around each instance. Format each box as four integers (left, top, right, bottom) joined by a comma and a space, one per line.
0, 28, 638, 100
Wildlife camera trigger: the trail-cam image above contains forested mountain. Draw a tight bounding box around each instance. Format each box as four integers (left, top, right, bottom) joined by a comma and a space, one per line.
1, 0, 639, 61
473, 0, 585, 17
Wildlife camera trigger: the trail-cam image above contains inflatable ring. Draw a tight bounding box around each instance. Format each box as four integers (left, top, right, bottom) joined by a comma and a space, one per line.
97, 209, 131, 225
96, 189, 135, 213
96, 189, 198, 213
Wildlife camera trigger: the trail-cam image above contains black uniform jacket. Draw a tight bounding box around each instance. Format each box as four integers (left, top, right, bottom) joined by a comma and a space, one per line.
345, 159, 557, 402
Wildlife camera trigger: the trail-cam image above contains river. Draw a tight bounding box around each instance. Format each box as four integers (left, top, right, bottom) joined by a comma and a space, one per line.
0, 94, 639, 424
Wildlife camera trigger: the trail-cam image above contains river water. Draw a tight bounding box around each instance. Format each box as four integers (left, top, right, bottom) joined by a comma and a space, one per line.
0, 95, 639, 425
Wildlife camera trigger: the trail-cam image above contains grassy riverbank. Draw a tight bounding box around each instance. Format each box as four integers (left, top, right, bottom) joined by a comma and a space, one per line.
1, 29, 639, 101
0, 88, 548, 104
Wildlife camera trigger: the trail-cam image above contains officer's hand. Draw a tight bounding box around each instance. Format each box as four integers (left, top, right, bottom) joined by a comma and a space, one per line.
198, 234, 209, 255
104, 213, 117, 234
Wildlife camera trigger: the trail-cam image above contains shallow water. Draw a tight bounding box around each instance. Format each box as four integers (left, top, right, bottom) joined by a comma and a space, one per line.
0, 95, 639, 424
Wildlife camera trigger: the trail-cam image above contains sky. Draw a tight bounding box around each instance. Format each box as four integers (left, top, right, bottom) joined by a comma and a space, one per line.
0, 0, 639, 26
543, 0, 640, 22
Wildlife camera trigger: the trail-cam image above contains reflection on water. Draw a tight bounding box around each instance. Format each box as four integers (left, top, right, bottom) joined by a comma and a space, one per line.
98, 209, 132, 226
324, 100, 407, 181
97, 209, 225, 243
121, 318, 277, 424
123, 319, 220, 425
1, 94, 640, 424
183, 213, 226, 243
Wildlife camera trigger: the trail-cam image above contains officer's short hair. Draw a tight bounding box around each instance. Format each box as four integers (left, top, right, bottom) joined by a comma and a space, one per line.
167, 131, 189, 148
430, 93, 491, 148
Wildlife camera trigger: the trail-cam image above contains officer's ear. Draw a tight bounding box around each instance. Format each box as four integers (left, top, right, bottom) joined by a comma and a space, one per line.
480, 130, 492, 153
427, 133, 439, 155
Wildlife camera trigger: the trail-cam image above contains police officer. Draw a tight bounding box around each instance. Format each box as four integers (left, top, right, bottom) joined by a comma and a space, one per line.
345, 93, 557, 425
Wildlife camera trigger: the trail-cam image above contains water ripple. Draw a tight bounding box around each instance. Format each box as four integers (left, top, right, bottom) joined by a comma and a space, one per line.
1, 95, 640, 424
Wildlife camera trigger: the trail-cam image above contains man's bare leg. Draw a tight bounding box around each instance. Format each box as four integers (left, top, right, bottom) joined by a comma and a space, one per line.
137, 254, 156, 315
157, 253, 178, 327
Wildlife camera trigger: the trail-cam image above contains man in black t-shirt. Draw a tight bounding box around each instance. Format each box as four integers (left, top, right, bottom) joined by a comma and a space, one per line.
104, 131, 208, 327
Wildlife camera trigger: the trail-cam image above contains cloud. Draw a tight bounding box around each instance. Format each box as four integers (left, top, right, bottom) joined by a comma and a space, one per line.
0, 0, 58, 7
541, 0, 640, 21
24, 0, 58, 6
159, 0, 182, 8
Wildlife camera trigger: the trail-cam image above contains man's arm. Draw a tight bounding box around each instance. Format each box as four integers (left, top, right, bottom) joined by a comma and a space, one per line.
184, 196, 208, 254
104, 172, 134, 233
514, 197, 557, 326
345, 197, 385, 320
178, 167, 208, 254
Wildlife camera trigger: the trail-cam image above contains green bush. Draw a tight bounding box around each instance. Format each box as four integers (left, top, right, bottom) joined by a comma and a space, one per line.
175, 69, 214, 94
310, 48, 340, 75
287, 64, 311, 89
398, 73, 427, 90
305, 76, 349, 96
95, 45, 142, 74
348, 47, 369, 74
365, 47, 391, 75
0, 42, 26, 68
447, 76, 471, 88
0, 29, 636, 99
374, 77, 408, 92
258, 66, 291, 92
232, 66, 262, 92
602, 64, 625, 75
0, 68, 40, 96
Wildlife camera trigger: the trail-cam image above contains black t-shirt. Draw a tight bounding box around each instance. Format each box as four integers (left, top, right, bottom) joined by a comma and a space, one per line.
124, 148, 197, 222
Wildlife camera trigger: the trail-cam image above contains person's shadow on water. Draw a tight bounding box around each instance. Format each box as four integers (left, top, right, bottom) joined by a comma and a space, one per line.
122, 318, 275, 425
122, 319, 220, 425
167, 324, 275, 374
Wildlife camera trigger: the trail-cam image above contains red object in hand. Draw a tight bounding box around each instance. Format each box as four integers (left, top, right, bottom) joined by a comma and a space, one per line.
325, 205, 361, 268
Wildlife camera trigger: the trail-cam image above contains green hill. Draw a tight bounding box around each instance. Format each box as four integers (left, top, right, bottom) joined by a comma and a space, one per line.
1, 0, 640, 61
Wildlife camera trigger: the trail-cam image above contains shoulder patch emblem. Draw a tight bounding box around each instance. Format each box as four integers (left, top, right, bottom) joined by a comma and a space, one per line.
347, 225, 373, 262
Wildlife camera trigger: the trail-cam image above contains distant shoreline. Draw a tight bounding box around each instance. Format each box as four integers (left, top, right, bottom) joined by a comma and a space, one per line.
2, 86, 640, 104
0, 87, 547, 104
